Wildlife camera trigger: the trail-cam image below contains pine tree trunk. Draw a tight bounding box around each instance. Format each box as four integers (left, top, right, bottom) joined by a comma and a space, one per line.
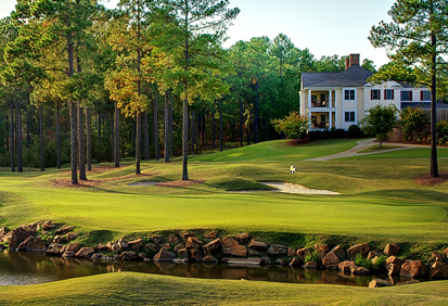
114, 101, 120, 167
98, 113, 102, 161
86, 107, 91, 171
191, 110, 195, 155
39, 106, 44, 171
143, 111, 149, 160
254, 82, 259, 144
78, 104, 86, 180
430, 36, 439, 178
131, 120, 135, 157
26, 109, 30, 149
135, 113, 141, 175
15, 97, 23, 172
182, 86, 189, 180
212, 109, 215, 150
154, 93, 159, 161
110, 114, 114, 163
170, 101, 173, 157
220, 99, 223, 152
164, 91, 170, 163
56, 102, 61, 169
10, 100, 15, 172
69, 101, 78, 184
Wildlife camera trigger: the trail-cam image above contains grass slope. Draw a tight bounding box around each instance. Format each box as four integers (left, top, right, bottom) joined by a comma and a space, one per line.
1, 272, 448, 306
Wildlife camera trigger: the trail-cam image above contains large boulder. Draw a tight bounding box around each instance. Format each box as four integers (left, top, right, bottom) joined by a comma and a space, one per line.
1, 231, 12, 243
177, 248, 188, 259
186, 237, 203, 249
296, 248, 311, 260
302, 261, 318, 269
16, 236, 34, 251
267, 244, 287, 256
400, 260, 426, 278
46, 243, 65, 255
328, 245, 346, 260
351, 266, 370, 274
369, 279, 392, 288
0, 227, 9, 241
428, 262, 448, 279
384, 244, 400, 256
202, 255, 219, 264
288, 248, 296, 257
174, 243, 185, 253
386, 256, 405, 267
63, 243, 80, 253
222, 238, 246, 257
119, 251, 138, 261
248, 240, 269, 252
315, 244, 330, 258
188, 248, 204, 262
26, 237, 46, 252
180, 232, 195, 242
367, 250, 381, 260
55, 225, 74, 235
386, 263, 401, 276
289, 257, 302, 267
151, 235, 163, 244
66, 232, 78, 241
338, 260, 356, 272
169, 235, 179, 244
145, 243, 158, 253
443, 247, 448, 258
53, 235, 67, 244
432, 252, 446, 262
235, 233, 250, 244
203, 239, 222, 255
347, 243, 370, 258
9, 227, 32, 250
128, 239, 143, 250
75, 247, 95, 258
42, 220, 55, 231
111, 243, 123, 254
153, 248, 177, 262
204, 231, 218, 239
322, 252, 341, 269
94, 243, 110, 253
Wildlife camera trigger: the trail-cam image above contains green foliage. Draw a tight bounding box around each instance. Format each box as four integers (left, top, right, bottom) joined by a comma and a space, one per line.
347, 124, 363, 138
399, 107, 429, 140
373, 255, 387, 270
305, 252, 320, 264
271, 111, 309, 140
353, 254, 372, 269
436, 120, 448, 143
361, 104, 399, 147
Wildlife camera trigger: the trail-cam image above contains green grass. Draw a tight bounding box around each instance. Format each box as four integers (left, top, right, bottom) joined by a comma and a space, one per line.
1, 272, 448, 305
357, 145, 401, 153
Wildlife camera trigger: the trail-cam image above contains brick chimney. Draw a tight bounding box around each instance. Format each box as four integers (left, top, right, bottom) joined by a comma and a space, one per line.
349, 54, 360, 68
345, 58, 350, 70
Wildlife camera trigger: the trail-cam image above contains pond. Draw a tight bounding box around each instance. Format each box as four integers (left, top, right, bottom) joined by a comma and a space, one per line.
0, 251, 426, 287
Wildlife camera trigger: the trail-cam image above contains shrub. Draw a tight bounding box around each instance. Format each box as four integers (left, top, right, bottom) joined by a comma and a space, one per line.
271, 112, 309, 140
305, 252, 320, 264
347, 124, 363, 138
353, 254, 372, 269
399, 107, 429, 140
437, 120, 448, 144
361, 104, 399, 147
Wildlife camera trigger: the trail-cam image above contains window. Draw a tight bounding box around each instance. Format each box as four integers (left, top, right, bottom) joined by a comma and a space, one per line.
401, 91, 412, 101
371, 89, 380, 100
345, 112, 355, 122
345, 90, 355, 100
384, 89, 394, 100
311, 95, 317, 103
422, 91, 431, 101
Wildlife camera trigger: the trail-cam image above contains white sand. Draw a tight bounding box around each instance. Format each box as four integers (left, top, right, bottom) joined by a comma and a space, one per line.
229, 181, 340, 195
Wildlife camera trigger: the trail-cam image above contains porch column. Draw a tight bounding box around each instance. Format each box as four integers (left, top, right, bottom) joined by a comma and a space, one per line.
329, 111, 333, 129
328, 90, 332, 107
308, 90, 312, 108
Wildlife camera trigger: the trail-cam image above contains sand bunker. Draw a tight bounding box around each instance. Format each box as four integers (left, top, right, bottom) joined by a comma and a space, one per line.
230, 181, 340, 195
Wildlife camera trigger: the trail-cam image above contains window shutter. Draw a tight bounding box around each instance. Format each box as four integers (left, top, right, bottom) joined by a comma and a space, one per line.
371, 90, 373, 100
378, 90, 381, 100
384, 89, 387, 100
409, 91, 413, 101
392, 90, 394, 100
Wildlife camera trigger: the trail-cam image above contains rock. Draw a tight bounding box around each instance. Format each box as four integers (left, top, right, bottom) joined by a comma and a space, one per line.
169, 235, 179, 244
204, 231, 218, 239
296, 248, 311, 260
443, 247, 448, 258
128, 239, 143, 250
138, 253, 146, 260
26, 237, 46, 252
66, 232, 78, 241
315, 244, 330, 257
386, 256, 405, 267
46, 237, 53, 244
261, 256, 271, 265
222, 257, 262, 266
400, 260, 426, 278
186, 237, 203, 249
222, 238, 247, 257
338, 260, 356, 272
151, 235, 163, 244
369, 279, 392, 288
46, 243, 65, 255
16, 236, 34, 251
276, 258, 287, 266
153, 248, 177, 262
0, 244, 5, 252
42, 220, 55, 231
143, 258, 151, 263
267, 244, 287, 256
118, 238, 128, 249
9, 227, 32, 250
247, 248, 259, 256
429, 261, 448, 279
432, 252, 446, 262
396, 280, 420, 286
384, 244, 400, 256
0, 227, 9, 241
63, 243, 81, 253
302, 261, 318, 269
203, 239, 221, 255
367, 250, 381, 260
75, 247, 95, 258
174, 243, 185, 253
1, 231, 12, 243
94, 243, 110, 253
371, 256, 382, 266
322, 252, 341, 269
188, 248, 204, 262
202, 255, 219, 264
119, 251, 138, 261
248, 240, 269, 252
55, 225, 74, 235
347, 243, 370, 258
351, 266, 370, 274
173, 258, 189, 264
145, 243, 157, 253
180, 232, 195, 242
161, 243, 172, 251
235, 233, 250, 244
62, 251, 75, 257
289, 257, 302, 267
91, 253, 103, 260
53, 235, 67, 244
41, 231, 50, 236
386, 263, 401, 276
111, 243, 123, 254
328, 245, 346, 260
288, 248, 296, 257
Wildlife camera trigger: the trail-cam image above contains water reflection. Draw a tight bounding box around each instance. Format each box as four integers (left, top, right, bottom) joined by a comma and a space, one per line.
0, 251, 422, 287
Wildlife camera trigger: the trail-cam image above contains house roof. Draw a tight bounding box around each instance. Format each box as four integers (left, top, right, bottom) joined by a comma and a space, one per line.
302, 65, 373, 88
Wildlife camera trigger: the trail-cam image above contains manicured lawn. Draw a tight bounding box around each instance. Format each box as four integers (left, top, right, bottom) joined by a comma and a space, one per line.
1, 272, 448, 306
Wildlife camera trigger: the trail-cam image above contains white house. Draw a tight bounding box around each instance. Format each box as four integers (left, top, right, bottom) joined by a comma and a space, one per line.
299, 54, 444, 130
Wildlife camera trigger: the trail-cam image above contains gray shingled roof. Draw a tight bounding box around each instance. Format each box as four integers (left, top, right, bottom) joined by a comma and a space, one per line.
302, 65, 373, 88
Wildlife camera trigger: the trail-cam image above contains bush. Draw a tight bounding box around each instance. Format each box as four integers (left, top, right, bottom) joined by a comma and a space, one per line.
308, 128, 346, 140
353, 254, 372, 269
305, 252, 320, 264
399, 107, 429, 141
347, 125, 363, 138
437, 120, 448, 144
361, 104, 399, 147
271, 112, 309, 140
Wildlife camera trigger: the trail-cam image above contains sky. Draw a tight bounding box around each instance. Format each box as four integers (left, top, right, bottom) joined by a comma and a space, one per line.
0, 0, 395, 67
